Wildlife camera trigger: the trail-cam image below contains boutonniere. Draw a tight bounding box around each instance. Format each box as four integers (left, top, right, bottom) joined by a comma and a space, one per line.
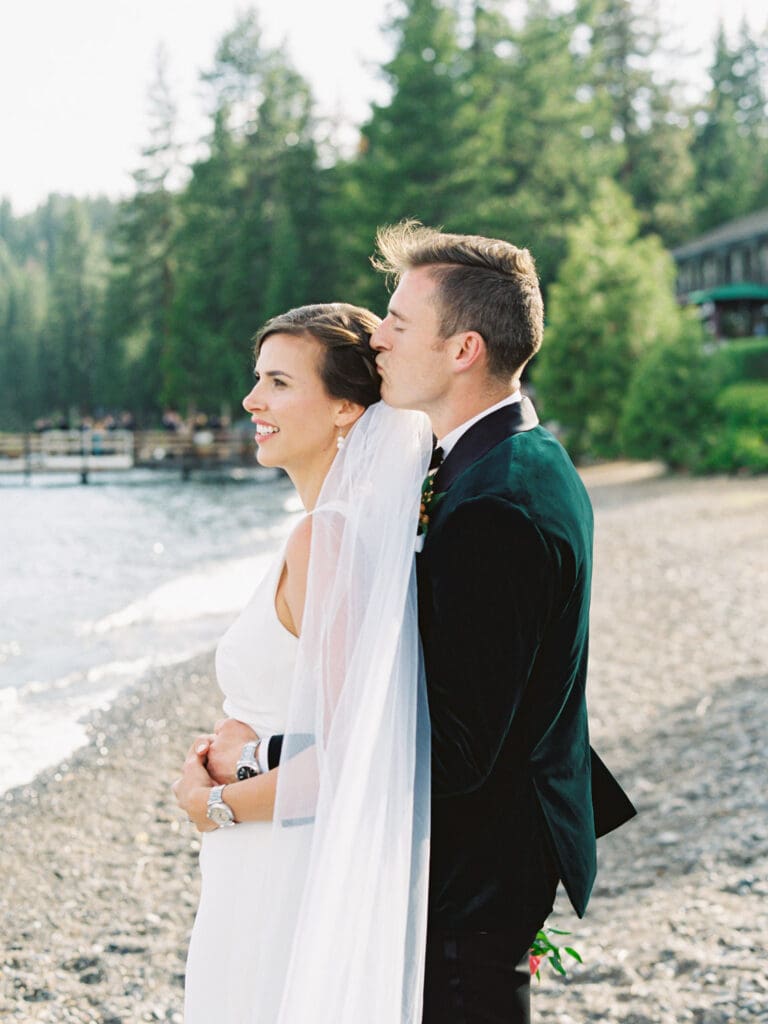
417, 469, 444, 538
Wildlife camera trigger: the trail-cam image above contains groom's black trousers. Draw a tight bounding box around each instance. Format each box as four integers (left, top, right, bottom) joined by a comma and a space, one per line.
421, 862, 558, 1024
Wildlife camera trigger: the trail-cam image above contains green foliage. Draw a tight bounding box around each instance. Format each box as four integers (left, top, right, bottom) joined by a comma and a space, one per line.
44, 204, 107, 413
703, 383, 768, 473
362, 0, 464, 226
692, 23, 768, 232
2, 1, 767, 429
530, 928, 583, 980
709, 338, 768, 385
163, 12, 327, 412
0, 240, 47, 429
622, 328, 768, 473
534, 179, 681, 458
717, 382, 768, 431
585, 0, 697, 245
620, 316, 721, 468
452, 2, 621, 286
341, 0, 468, 310
708, 426, 768, 472
0, 195, 113, 429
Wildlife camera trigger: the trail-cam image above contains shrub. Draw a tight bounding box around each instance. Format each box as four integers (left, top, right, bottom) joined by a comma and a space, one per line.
534, 180, 681, 461
716, 382, 768, 431
620, 317, 720, 469
700, 382, 768, 473
709, 339, 768, 385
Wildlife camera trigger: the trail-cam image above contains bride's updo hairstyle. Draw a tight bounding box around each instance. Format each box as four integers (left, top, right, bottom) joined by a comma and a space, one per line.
255, 303, 382, 409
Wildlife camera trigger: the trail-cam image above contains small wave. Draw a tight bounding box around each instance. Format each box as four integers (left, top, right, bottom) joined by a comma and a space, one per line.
0, 640, 22, 665
0, 710, 90, 793
0, 645, 212, 794
0, 685, 19, 708
13, 650, 192, 701
77, 553, 279, 636
76, 515, 299, 637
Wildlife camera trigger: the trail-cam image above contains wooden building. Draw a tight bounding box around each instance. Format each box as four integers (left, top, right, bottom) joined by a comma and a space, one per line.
672, 209, 768, 338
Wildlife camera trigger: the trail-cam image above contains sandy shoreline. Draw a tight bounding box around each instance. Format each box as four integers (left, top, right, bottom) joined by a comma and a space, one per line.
0, 652, 222, 1023
2, 468, 767, 1023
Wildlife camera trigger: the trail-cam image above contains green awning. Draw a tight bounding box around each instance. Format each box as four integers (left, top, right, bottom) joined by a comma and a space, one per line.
688, 283, 768, 304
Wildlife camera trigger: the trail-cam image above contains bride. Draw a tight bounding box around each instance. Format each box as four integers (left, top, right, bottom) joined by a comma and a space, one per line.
172, 303, 432, 1023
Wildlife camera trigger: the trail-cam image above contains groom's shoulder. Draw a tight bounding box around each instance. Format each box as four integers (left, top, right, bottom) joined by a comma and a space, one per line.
437, 426, 591, 538
459, 425, 584, 498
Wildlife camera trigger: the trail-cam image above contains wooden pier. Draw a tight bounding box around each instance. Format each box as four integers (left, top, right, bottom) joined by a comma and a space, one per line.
0, 429, 258, 483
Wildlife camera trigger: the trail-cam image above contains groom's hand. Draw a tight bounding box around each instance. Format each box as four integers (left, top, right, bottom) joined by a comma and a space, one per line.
206, 718, 258, 785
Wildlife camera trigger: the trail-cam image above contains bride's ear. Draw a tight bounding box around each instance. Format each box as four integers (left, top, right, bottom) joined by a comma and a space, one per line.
334, 400, 366, 430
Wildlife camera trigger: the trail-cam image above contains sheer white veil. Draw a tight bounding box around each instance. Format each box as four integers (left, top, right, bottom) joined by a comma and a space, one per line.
251, 401, 433, 1023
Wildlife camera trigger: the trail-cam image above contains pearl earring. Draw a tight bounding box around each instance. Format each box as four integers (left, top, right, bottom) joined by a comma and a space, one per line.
337, 433, 346, 451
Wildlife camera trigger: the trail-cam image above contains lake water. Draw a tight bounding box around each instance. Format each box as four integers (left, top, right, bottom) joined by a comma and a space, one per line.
0, 469, 301, 793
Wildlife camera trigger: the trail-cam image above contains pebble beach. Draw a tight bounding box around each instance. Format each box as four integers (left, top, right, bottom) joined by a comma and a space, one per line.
2, 466, 767, 1023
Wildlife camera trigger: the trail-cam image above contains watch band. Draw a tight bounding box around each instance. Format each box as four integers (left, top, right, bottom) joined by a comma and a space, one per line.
236, 739, 262, 780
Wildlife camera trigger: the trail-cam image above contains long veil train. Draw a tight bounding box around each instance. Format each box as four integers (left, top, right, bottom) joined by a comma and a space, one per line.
251, 402, 433, 1023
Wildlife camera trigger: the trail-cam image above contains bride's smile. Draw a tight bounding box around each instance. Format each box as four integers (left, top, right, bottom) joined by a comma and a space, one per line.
253, 419, 280, 439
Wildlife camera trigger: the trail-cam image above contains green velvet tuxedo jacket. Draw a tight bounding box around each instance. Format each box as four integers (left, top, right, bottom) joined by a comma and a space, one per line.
417, 397, 634, 930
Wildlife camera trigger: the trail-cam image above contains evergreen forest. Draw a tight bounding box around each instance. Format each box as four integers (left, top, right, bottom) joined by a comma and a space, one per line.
1, 0, 767, 454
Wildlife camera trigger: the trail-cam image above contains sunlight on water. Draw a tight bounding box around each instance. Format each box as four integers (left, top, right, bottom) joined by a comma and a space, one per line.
0, 473, 301, 793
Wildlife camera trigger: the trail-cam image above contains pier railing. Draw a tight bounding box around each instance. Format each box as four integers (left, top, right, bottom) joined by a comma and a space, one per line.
0, 429, 257, 482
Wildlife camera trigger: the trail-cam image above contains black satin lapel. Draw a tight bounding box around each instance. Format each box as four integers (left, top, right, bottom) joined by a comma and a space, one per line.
434, 397, 539, 493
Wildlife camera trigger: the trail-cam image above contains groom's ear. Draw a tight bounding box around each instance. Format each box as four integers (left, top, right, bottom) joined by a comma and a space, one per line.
452, 331, 487, 375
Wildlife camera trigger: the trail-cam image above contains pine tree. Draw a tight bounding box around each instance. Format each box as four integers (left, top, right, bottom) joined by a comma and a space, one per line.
163, 111, 244, 411
453, 0, 620, 287
533, 179, 681, 458
692, 21, 768, 231
341, 0, 467, 309
584, 0, 697, 244
104, 45, 181, 418
43, 203, 107, 418
164, 10, 326, 412
0, 240, 46, 428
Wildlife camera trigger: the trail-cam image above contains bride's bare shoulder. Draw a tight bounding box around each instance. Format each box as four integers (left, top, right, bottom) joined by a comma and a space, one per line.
285, 515, 313, 573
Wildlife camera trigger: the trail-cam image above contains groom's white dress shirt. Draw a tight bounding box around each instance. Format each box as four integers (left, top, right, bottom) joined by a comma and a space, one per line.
435, 390, 522, 459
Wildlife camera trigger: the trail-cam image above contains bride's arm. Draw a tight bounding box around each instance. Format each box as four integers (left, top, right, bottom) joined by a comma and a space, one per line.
172, 520, 312, 830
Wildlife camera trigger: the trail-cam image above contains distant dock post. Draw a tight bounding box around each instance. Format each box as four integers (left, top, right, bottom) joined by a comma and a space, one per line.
23, 433, 31, 484
80, 429, 89, 485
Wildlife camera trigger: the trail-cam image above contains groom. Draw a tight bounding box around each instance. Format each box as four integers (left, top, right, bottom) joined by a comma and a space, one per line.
209, 224, 635, 1022
367, 223, 634, 1022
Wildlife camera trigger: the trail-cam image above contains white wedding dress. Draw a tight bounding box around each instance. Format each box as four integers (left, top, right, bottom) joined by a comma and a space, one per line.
183, 402, 433, 1024
184, 541, 297, 1024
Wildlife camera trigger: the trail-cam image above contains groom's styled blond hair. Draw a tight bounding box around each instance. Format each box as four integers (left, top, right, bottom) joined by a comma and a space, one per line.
372, 221, 544, 380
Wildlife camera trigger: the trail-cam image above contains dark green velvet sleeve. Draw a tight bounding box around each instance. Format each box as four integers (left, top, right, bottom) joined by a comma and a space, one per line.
424, 495, 557, 799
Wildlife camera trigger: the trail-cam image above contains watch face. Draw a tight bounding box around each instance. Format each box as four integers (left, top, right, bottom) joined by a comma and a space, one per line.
237, 764, 257, 781
209, 803, 234, 826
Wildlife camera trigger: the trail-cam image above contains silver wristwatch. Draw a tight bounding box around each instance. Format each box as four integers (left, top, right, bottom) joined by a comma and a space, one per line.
206, 784, 236, 827
236, 740, 262, 780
